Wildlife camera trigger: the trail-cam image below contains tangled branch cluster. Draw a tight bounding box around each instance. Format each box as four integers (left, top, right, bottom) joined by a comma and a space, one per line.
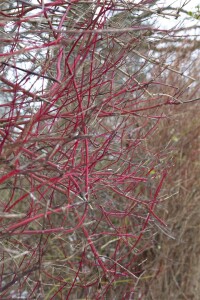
0, 1, 195, 299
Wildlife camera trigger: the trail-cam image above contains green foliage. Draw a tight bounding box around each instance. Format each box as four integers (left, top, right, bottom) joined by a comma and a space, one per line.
187, 5, 200, 20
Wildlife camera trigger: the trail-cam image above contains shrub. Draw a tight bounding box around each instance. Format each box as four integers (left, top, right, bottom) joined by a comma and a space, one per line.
0, 1, 197, 299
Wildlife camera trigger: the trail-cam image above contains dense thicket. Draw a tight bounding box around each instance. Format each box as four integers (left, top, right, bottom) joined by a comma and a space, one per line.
0, 1, 199, 299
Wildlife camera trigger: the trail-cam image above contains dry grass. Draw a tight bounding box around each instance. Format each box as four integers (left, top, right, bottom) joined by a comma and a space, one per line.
139, 101, 200, 299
